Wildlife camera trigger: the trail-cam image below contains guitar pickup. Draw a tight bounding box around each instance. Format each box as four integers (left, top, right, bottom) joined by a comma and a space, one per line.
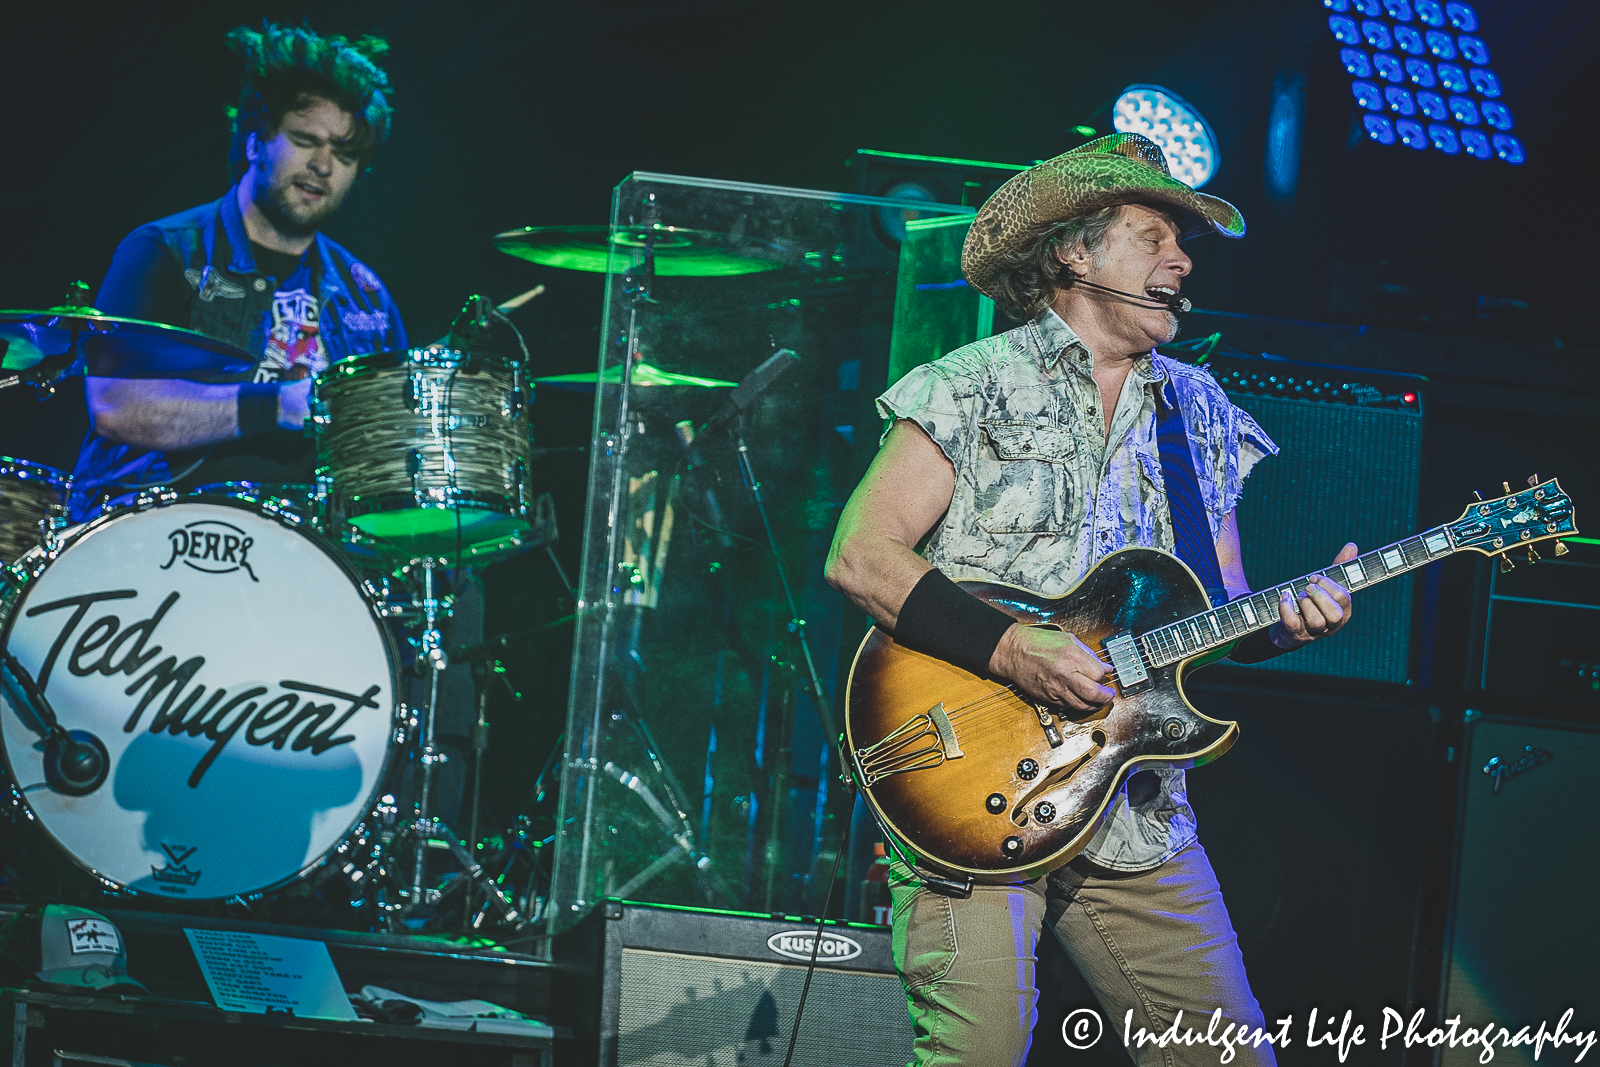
1103, 632, 1152, 695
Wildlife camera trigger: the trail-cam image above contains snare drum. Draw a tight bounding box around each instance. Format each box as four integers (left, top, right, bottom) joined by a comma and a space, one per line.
0, 495, 398, 900
313, 347, 533, 561
0, 457, 69, 564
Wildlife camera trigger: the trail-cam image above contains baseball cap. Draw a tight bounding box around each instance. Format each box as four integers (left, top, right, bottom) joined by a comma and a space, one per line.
0, 904, 148, 995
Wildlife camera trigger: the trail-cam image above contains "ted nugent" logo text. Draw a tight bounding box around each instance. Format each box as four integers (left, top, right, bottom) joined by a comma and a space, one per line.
23, 589, 382, 787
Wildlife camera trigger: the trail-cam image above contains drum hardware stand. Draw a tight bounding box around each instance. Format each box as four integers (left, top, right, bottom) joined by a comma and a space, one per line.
387, 557, 525, 931
731, 417, 833, 734
461, 653, 522, 927
728, 414, 840, 911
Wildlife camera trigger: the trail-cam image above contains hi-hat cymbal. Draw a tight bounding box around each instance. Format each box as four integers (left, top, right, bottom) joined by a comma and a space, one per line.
494, 225, 793, 277
0, 309, 254, 379
534, 362, 737, 390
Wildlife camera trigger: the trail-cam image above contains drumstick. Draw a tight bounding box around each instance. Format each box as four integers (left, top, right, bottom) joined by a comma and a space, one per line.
497, 285, 546, 313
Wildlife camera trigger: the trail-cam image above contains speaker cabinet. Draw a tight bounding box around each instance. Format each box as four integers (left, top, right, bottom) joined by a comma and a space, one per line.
1440, 716, 1598, 1067
555, 900, 913, 1066
1474, 538, 1600, 704
1212, 354, 1427, 683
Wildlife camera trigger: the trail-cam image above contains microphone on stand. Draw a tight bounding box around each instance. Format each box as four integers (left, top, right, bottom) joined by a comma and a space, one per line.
1, 648, 108, 796
673, 349, 801, 547
698, 349, 800, 437
1061, 273, 1192, 313
445, 294, 494, 351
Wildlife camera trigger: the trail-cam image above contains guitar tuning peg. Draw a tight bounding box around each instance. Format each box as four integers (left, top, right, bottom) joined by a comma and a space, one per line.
1527, 545, 1541, 564
1554, 541, 1569, 557
1472, 490, 1484, 501
1527, 474, 1540, 487
1498, 555, 1515, 574
1502, 482, 1511, 495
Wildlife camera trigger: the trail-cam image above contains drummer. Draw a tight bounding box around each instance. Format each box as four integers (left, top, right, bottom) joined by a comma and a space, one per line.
68, 23, 405, 520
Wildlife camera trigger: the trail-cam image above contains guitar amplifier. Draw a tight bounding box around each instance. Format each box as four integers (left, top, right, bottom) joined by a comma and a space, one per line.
554, 900, 913, 1066
1473, 536, 1600, 704
1209, 354, 1427, 683
1439, 716, 1598, 1067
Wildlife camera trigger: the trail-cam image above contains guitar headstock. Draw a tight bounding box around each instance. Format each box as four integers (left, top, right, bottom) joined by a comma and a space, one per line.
1447, 477, 1577, 567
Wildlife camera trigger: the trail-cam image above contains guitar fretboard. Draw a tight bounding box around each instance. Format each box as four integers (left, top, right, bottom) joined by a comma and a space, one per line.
1137, 526, 1456, 668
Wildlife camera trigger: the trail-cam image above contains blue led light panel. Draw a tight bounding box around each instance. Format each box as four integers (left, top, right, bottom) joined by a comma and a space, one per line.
1322, 0, 1524, 162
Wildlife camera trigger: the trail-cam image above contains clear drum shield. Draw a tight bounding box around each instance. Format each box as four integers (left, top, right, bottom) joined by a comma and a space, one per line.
546, 174, 979, 933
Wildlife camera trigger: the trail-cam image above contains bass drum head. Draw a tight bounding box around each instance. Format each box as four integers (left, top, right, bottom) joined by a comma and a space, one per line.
0, 499, 396, 901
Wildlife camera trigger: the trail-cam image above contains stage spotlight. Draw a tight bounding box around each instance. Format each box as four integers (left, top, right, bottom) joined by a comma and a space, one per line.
1353, 81, 1385, 110
1428, 124, 1461, 153
1111, 85, 1219, 188
1481, 101, 1513, 131
1405, 59, 1436, 87
1363, 115, 1398, 144
1322, 0, 1523, 163
1374, 53, 1404, 82
1341, 48, 1373, 76
1491, 134, 1525, 164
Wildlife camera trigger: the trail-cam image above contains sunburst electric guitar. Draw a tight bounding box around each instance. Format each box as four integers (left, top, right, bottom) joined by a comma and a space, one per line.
844, 477, 1577, 883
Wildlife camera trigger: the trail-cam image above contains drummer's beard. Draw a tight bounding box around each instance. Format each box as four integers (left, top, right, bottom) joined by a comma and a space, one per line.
256, 171, 347, 238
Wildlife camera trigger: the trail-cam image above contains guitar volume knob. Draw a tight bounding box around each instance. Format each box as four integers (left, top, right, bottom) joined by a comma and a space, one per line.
1033, 801, 1056, 824
1001, 835, 1024, 858
1016, 758, 1040, 781
986, 793, 1007, 814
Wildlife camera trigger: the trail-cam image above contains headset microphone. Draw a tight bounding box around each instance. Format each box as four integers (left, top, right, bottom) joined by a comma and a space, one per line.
1060, 272, 1192, 313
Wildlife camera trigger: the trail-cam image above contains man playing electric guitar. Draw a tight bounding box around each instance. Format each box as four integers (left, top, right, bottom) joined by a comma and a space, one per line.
825, 134, 1356, 1067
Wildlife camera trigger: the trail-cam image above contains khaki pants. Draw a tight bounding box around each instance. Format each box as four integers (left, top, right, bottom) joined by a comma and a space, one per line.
888, 841, 1274, 1067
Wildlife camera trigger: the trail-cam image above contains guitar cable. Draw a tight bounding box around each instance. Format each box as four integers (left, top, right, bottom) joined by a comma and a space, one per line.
779, 809, 852, 1067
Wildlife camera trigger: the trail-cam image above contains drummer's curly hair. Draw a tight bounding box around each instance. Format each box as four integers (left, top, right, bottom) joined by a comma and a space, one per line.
225, 22, 394, 181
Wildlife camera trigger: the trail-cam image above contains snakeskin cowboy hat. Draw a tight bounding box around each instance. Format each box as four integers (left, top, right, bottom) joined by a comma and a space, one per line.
962, 132, 1246, 301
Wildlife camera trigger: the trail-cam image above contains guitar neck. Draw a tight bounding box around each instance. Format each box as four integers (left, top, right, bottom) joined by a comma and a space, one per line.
1138, 526, 1457, 668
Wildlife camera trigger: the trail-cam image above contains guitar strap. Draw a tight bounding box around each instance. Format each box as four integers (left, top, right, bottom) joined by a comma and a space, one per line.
1154, 380, 1229, 608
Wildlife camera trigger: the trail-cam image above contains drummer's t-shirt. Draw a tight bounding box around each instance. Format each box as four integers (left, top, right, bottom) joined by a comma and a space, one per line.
248, 242, 328, 384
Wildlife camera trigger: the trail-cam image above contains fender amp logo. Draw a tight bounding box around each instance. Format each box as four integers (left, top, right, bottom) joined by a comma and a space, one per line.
1483, 744, 1553, 794
162, 520, 257, 581
766, 929, 862, 963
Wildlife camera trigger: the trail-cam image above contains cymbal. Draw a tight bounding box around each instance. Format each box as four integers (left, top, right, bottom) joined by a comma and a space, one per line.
493, 225, 793, 277
534, 361, 737, 390
0, 309, 255, 380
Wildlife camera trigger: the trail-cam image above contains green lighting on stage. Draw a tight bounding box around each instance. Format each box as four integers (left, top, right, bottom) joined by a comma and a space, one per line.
854, 148, 1028, 172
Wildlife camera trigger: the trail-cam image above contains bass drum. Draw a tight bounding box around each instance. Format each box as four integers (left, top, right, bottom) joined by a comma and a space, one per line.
0, 495, 398, 901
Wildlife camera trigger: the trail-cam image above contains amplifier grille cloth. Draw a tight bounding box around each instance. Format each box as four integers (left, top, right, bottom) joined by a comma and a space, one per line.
1443, 720, 1598, 1067
616, 947, 913, 1066
1227, 395, 1423, 682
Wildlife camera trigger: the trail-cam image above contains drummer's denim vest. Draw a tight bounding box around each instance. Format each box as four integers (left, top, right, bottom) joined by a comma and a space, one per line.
155, 185, 406, 367
68, 187, 407, 520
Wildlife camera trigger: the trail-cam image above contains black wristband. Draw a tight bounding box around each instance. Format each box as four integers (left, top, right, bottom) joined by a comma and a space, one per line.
237, 382, 281, 437
1229, 626, 1302, 664
892, 569, 1017, 677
